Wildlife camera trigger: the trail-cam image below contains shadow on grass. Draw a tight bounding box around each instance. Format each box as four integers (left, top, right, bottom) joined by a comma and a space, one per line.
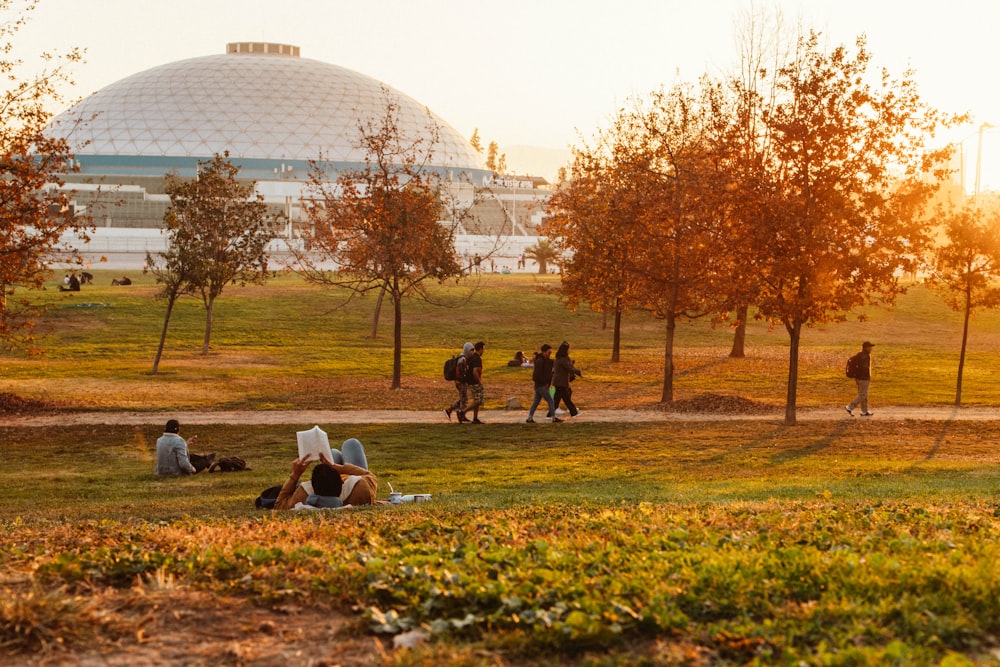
766, 420, 853, 465
907, 405, 962, 470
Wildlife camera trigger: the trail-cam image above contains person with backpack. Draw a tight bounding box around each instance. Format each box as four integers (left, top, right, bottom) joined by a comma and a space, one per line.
526, 343, 561, 423
845, 341, 875, 417
444, 342, 474, 423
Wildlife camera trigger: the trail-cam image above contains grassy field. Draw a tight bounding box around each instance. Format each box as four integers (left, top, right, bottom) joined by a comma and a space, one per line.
4, 269, 1000, 411
2, 271, 1000, 665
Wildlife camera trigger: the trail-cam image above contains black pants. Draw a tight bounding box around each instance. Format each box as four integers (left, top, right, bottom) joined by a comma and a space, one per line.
552, 386, 577, 417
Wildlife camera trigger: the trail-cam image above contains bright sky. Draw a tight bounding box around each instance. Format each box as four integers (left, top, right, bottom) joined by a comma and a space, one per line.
16, 0, 1000, 187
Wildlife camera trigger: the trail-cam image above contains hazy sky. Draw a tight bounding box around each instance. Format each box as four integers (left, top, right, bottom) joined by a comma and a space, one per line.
16, 0, 1000, 186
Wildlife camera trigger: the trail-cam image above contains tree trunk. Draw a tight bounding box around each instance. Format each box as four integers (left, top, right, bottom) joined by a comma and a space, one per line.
611, 301, 622, 363
956, 289, 972, 406
152, 296, 176, 374
201, 294, 215, 355
729, 304, 748, 358
784, 320, 802, 425
660, 311, 676, 403
370, 286, 386, 339
391, 291, 403, 390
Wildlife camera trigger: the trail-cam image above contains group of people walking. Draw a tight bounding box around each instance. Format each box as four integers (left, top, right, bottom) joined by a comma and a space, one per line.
525, 341, 582, 423
444, 339, 582, 424
442, 338, 875, 423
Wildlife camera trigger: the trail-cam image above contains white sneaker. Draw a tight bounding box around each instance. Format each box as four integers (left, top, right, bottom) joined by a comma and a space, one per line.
844, 405, 854, 416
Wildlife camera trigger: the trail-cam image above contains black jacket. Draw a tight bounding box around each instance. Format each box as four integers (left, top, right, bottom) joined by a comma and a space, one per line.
532, 353, 553, 386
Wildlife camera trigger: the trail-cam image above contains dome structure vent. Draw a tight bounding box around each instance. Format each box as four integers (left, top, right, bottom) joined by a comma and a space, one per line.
226, 42, 300, 57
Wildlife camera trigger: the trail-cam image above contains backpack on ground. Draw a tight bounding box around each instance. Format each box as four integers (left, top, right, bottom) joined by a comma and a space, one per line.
254, 484, 283, 510
845, 353, 861, 379
444, 354, 467, 381
209, 455, 249, 473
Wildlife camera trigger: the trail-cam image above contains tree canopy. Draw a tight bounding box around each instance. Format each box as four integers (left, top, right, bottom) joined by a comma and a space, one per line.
925, 198, 1000, 405
548, 29, 961, 422
157, 153, 272, 359
733, 33, 959, 423
295, 90, 466, 389
0, 0, 89, 353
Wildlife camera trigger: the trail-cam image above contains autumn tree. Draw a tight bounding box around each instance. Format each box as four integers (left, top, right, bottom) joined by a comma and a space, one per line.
547, 80, 733, 398
626, 81, 734, 402
485, 140, 507, 174
925, 198, 1000, 405
160, 153, 273, 356
144, 249, 197, 374
294, 90, 465, 389
733, 32, 959, 424
0, 0, 89, 353
469, 128, 482, 155
544, 129, 647, 363
720, 5, 794, 358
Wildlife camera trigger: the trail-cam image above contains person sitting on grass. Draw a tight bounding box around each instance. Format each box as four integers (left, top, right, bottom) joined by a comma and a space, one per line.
155, 419, 200, 476
507, 350, 527, 367
58, 272, 81, 292
274, 438, 378, 509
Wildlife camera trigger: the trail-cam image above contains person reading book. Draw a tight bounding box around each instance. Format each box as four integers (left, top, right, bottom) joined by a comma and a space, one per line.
274, 437, 378, 510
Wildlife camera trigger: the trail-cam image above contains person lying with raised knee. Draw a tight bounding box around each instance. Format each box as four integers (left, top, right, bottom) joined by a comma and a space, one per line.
274, 438, 378, 510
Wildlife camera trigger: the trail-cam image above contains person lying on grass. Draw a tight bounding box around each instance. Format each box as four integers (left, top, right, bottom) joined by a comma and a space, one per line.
274, 437, 378, 510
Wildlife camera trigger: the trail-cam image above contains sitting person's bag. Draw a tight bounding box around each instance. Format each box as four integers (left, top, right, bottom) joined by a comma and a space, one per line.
210, 455, 249, 472
189, 452, 216, 472
254, 484, 283, 510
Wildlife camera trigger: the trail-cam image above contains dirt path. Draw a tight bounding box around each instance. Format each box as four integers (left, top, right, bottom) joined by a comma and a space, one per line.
4, 405, 997, 427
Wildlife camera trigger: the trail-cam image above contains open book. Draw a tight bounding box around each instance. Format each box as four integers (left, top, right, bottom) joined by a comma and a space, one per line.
296, 425, 334, 463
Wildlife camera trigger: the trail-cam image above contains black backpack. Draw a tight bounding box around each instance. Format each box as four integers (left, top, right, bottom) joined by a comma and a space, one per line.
254, 484, 283, 510
845, 353, 861, 379
443, 354, 466, 381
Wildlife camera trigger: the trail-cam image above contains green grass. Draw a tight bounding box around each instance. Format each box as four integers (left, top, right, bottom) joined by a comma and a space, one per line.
4, 270, 1000, 410
3, 420, 1000, 664
4, 271, 1000, 664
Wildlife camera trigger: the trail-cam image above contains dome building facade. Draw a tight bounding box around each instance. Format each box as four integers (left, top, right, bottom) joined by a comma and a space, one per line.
47, 43, 547, 270
50, 42, 485, 184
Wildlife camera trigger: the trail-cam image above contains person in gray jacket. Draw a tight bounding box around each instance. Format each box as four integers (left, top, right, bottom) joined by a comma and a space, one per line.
155, 419, 199, 476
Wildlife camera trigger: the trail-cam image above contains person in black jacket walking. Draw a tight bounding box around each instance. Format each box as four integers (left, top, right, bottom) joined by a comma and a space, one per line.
526, 344, 560, 423
845, 341, 875, 417
552, 340, 582, 418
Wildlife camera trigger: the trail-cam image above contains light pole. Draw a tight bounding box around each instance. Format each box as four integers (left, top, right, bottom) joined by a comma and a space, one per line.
274, 163, 294, 238
974, 122, 995, 198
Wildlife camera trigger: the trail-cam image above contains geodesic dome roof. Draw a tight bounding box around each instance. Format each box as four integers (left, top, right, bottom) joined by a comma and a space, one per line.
47, 42, 484, 181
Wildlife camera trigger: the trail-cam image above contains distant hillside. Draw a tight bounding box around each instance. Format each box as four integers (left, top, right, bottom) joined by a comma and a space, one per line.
503, 145, 572, 183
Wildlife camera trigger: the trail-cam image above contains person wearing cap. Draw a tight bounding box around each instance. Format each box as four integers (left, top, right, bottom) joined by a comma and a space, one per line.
155, 419, 199, 476
845, 341, 875, 417
526, 344, 560, 423
444, 342, 474, 423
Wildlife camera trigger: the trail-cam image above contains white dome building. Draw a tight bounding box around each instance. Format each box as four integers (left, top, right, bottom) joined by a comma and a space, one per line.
50, 42, 485, 184
48, 43, 546, 270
